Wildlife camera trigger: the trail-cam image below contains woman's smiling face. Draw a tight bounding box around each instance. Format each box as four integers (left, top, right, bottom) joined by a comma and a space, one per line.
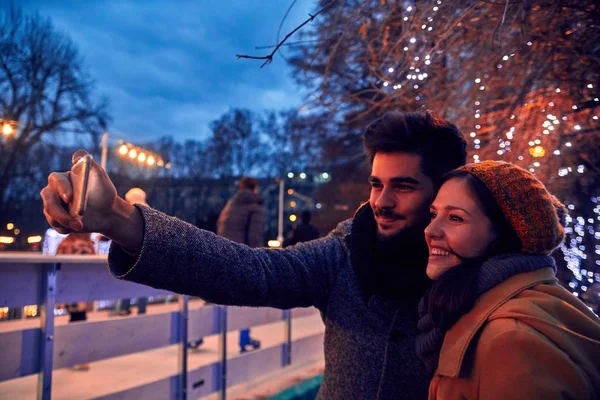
424, 177, 499, 280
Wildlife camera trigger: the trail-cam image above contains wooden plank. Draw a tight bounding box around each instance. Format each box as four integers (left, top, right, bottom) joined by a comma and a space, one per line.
97, 362, 220, 400
0, 312, 176, 381
52, 312, 177, 370
292, 307, 320, 319
0, 252, 107, 265
226, 344, 283, 388
0, 263, 43, 307
94, 376, 175, 400
0, 330, 23, 381
187, 363, 218, 398
226, 306, 283, 332
188, 305, 219, 340
0, 261, 172, 307
291, 333, 325, 364
56, 263, 171, 303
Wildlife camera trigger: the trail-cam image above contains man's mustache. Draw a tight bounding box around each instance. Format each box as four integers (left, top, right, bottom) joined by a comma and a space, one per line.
374, 208, 405, 220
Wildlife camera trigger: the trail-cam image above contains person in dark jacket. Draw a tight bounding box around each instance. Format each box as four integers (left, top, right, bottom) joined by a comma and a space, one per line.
285, 210, 319, 247
56, 232, 95, 371
217, 176, 265, 352
41, 110, 467, 399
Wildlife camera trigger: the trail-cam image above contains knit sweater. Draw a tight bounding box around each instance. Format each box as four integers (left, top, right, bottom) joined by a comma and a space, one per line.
108, 204, 431, 399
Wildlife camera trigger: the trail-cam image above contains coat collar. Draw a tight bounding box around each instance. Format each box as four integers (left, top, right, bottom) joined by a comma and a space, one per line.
436, 267, 557, 378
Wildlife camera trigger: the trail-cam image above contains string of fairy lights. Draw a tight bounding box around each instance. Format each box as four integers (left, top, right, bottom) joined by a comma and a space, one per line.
376, 2, 599, 295
115, 140, 171, 169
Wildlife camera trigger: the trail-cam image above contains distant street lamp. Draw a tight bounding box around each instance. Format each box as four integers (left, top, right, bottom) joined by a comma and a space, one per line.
276, 170, 330, 243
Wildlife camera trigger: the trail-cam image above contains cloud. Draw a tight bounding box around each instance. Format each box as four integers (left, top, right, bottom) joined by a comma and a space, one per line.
19, 0, 315, 142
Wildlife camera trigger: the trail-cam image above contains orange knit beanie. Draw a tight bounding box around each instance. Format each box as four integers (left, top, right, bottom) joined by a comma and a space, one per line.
457, 161, 567, 255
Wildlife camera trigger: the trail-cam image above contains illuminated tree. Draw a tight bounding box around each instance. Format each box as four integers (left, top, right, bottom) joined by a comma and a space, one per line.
288, 0, 599, 291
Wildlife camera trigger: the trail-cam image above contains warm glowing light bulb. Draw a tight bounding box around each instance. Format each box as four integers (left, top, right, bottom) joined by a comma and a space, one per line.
529, 146, 545, 158
147, 156, 155, 165
2, 123, 13, 136
128, 149, 137, 159
119, 145, 128, 155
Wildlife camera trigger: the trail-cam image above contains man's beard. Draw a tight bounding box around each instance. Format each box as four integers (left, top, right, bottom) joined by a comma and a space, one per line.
376, 224, 422, 243
374, 208, 427, 243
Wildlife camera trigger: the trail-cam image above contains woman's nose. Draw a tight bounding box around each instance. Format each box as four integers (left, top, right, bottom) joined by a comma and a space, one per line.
425, 219, 443, 239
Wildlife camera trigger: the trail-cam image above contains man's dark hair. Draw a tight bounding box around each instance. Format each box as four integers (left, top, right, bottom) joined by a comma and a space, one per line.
239, 176, 258, 191
363, 110, 467, 185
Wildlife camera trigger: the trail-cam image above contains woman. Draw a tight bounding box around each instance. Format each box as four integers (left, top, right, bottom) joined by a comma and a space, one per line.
416, 161, 600, 399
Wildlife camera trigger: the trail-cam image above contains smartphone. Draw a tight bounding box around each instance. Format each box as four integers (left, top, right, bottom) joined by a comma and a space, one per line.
69, 154, 92, 217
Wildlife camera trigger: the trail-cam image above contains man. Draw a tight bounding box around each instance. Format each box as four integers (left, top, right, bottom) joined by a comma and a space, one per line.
285, 210, 319, 247
41, 110, 467, 399
217, 176, 265, 352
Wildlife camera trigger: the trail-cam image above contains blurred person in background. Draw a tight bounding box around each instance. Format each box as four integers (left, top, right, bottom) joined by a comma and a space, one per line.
217, 176, 265, 352
117, 188, 150, 316
57, 233, 95, 371
284, 210, 319, 247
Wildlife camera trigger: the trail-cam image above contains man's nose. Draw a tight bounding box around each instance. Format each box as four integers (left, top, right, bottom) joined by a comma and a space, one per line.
375, 187, 395, 209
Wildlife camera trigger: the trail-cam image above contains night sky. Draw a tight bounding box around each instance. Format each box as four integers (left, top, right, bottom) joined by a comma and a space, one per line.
18, 0, 314, 142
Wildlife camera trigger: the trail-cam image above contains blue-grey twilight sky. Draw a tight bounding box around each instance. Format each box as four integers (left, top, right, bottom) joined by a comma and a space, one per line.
18, 0, 316, 142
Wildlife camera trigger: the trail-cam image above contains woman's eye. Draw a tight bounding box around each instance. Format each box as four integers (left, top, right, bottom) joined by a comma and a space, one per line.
449, 214, 464, 222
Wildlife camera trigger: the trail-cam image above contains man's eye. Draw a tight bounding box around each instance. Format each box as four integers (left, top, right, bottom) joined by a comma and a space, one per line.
430, 212, 437, 220
370, 182, 382, 189
395, 185, 414, 191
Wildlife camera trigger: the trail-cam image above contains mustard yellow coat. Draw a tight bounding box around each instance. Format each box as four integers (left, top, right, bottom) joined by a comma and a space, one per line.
429, 268, 600, 399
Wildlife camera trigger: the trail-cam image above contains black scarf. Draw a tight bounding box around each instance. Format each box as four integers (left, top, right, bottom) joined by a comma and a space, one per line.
349, 203, 431, 303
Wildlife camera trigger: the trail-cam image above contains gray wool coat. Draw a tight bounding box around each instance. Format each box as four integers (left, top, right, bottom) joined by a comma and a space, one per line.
108, 205, 430, 399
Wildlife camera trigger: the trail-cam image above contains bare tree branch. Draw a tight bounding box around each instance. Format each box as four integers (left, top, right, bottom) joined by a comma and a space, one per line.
236, 0, 335, 68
